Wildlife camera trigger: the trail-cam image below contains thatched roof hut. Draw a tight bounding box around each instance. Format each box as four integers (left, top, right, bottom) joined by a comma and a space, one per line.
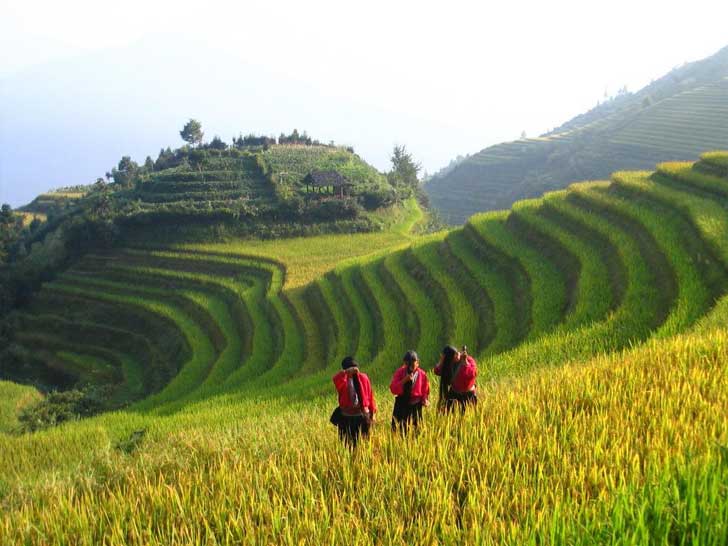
303, 170, 353, 198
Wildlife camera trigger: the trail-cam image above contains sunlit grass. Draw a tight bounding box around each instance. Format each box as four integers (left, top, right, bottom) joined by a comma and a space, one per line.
4, 154, 728, 543
0, 382, 41, 434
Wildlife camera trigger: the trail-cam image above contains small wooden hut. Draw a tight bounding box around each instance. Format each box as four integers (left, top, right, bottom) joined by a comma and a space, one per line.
303, 170, 353, 199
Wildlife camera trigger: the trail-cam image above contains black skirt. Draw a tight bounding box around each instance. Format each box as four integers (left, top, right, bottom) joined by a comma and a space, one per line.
391, 397, 423, 432
445, 390, 477, 413
337, 414, 371, 448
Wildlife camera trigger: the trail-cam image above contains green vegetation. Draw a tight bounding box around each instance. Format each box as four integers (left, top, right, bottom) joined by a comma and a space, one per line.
0, 128, 430, 357
2, 152, 728, 543
426, 45, 728, 223
0, 381, 41, 434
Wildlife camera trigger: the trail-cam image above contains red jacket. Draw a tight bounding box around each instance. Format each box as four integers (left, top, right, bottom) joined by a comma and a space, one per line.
389, 366, 430, 401
333, 371, 377, 414
434, 355, 477, 393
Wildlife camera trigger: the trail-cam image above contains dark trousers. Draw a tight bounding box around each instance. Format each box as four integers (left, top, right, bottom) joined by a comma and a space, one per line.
337, 415, 370, 448
391, 398, 423, 434
445, 390, 477, 413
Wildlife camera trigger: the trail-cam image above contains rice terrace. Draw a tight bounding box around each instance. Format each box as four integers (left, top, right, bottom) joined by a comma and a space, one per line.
2, 9, 728, 546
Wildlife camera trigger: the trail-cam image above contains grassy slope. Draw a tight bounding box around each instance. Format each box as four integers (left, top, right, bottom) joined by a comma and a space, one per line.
1, 313, 726, 544
2, 156, 728, 543
425, 48, 728, 224
180, 197, 423, 290
0, 382, 41, 434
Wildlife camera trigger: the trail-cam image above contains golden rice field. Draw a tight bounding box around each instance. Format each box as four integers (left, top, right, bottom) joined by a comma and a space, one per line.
2, 153, 728, 544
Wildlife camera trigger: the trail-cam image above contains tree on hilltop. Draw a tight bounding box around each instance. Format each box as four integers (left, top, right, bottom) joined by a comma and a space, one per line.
180, 119, 204, 147
208, 136, 227, 150
0, 204, 13, 225
0, 204, 19, 265
388, 145, 421, 191
111, 156, 139, 187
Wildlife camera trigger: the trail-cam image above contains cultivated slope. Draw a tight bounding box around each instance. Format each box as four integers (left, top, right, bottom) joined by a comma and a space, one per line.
3, 153, 728, 543
425, 46, 728, 223
10, 153, 728, 408
17, 143, 396, 238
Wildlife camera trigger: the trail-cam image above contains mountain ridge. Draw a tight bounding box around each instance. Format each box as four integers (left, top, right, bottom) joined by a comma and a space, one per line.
425, 45, 728, 224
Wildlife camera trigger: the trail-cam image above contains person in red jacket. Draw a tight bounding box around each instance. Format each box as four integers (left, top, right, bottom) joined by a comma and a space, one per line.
390, 350, 430, 433
434, 345, 477, 413
332, 356, 377, 447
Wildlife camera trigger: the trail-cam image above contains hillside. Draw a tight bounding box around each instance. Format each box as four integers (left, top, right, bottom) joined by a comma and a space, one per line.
19, 142, 399, 234
0, 138, 420, 326
425, 45, 728, 224
1, 151, 727, 542
19, 190, 86, 217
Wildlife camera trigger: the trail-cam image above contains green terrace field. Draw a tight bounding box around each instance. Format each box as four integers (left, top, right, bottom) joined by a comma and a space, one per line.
425, 49, 728, 224
610, 78, 728, 156
127, 145, 389, 210
2, 153, 728, 543
20, 190, 87, 217
14, 144, 401, 245
262, 144, 387, 185
260, 144, 392, 201
132, 155, 275, 209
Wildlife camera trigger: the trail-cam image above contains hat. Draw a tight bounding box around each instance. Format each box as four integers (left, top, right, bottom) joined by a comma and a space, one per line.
403, 350, 419, 363
341, 356, 359, 370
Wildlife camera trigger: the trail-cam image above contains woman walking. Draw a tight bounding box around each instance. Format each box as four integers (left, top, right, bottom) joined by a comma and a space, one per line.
390, 350, 430, 433
332, 356, 377, 448
434, 345, 477, 413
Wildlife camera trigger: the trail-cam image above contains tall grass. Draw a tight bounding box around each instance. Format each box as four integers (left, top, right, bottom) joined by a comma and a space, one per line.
0, 382, 41, 434
2, 324, 726, 544
5, 157, 728, 543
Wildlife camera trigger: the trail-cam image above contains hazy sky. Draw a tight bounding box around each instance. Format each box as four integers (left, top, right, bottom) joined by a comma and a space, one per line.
1, 0, 727, 205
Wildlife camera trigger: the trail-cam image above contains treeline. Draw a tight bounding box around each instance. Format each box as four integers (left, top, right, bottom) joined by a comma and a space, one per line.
107, 127, 344, 189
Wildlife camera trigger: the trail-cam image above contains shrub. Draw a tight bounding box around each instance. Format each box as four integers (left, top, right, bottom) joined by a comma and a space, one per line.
16, 386, 109, 433
358, 186, 396, 210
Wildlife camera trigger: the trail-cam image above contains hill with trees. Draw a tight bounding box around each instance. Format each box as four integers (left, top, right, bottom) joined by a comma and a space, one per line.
1, 149, 727, 542
19, 125, 416, 238
0, 125, 427, 325
425, 45, 728, 223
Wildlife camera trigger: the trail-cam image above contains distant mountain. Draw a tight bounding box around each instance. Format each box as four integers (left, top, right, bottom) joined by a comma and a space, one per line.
425, 45, 728, 224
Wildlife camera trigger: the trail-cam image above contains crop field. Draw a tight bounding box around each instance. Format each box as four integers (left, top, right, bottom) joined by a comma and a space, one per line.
2, 154, 728, 543
132, 155, 276, 209
261, 145, 389, 193
20, 192, 86, 216
426, 71, 728, 224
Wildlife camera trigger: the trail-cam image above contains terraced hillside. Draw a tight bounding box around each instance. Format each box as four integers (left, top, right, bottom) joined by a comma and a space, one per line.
128, 143, 392, 211
2, 154, 728, 543
8, 154, 728, 404
132, 154, 274, 210
20, 189, 87, 217
14, 143, 401, 243
426, 46, 728, 223
261, 144, 390, 194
